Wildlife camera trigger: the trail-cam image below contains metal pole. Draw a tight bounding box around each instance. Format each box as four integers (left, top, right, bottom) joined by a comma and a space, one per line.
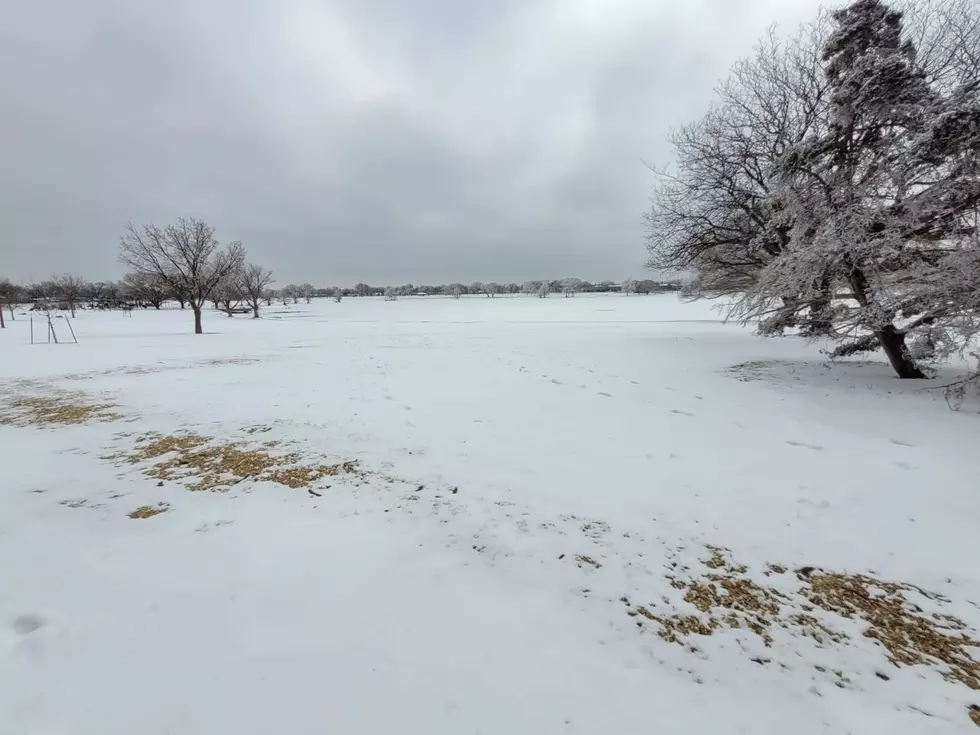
65, 317, 78, 344
30, 316, 34, 345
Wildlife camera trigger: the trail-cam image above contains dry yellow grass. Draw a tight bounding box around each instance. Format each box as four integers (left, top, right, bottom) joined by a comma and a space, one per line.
630, 545, 980, 707
111, 432, 360, 492
0, 392, 120, 427
129, 503, 170, 519
804, 570, 980, 690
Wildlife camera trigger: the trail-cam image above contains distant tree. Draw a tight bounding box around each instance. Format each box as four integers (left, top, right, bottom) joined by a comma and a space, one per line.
119, 217, 246, 334
0, 278, 21, 325
333, 286, 342, 303
623, 278, 635, 296
560, 277, 582, 298
240, 264, 275, 318
548, 279, 563, 293
522, 281, 539, 296
298, 283, 314, 303
354, 283, 370, 297
51, 274, 87, 317
384, 286, 397, 301
537, 282, 550, 298
470, 281, 485, 296
215, 269, 245, 316
451, 283, 464, 299
121, 272, 169, 308
486, 282, 502, 298
263, 289, 275, 306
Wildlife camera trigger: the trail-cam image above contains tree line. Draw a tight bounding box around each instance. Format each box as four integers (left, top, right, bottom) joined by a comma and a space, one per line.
0, 217, 678, 333
646, 0, 980, 384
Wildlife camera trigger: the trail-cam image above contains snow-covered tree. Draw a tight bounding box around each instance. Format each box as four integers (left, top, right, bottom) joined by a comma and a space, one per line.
333, 286, 342, 303
560, 278, 582, 297
299, 283, 315, 303
745, 0, 980, 378
354, 283, 370, 297
646, 0, 980, 380
486, 282, 502, 298
450, 283, 464, 299
522, 281, 539, 296
537, 282, 550, 298
384, 286, 397, 301
622, 278, 635, 296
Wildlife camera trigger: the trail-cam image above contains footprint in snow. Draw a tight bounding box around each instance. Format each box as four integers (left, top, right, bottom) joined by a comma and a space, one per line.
670, 409, 694, 417
550, 378, 563, 385
889, 438, 914, 447
597, 392, 613, 398
786, 440, 824, 451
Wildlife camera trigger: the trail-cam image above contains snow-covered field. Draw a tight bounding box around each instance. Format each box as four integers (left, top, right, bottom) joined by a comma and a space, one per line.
2, 294, 979, 734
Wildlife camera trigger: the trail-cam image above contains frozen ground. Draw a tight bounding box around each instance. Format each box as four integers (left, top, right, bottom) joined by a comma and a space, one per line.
2, 294, 979, 734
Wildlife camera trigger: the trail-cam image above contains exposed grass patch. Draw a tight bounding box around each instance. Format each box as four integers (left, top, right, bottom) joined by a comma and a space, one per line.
129, 503, 170, 519
0, 391, 120, 427
109, 432, 360, 492
631, 545, 980, 707
575, 554, 602, 569
803, 570, 980, 690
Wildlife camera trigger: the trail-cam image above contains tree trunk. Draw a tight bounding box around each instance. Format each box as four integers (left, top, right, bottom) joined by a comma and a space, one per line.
0, 303, 5, 328
253, 305, 260, 318
193, 306, 203, 334
8, 303, 15, 321
875, 326, 926, 379
70, 304, 75, 318
847, 263, 925, 379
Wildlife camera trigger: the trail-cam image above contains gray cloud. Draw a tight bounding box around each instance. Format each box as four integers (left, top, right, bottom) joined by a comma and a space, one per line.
2, 0, 825, 285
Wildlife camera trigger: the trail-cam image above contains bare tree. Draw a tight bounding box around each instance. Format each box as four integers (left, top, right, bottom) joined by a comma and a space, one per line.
384, 286, 397, 301
451, 283, 464, 299
354, 283, 371, 297
121, 272, 169, 309
299, 283, 315, 303
537, 282, 550, 298
216, 272, 245, 316
333, 286, 342, 303
0, 278, 20, 326
240, 264, 275, 318
622, 278, 635, 296
51, 274, 87, 317
119, 217, 246, 334
486, 282, 502, 298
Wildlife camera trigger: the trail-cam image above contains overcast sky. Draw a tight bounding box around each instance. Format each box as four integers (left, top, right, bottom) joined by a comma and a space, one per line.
2, 0, 826, 285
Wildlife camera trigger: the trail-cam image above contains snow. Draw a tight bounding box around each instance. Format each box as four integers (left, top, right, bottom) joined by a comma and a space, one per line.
2, 295, 979, 734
